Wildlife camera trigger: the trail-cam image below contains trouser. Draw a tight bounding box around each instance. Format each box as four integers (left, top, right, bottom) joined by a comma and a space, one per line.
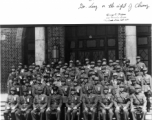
144, 91, 151, 111
4, 109, 17, 120
66, 108, 79, 120
99, 108, 113, 120
131, 105, 147, 120
83, 107, 96, 120
15, 109, 32, 120
31, 109, 45, 120
115, 106, 129, 120
46, 109, 61, 120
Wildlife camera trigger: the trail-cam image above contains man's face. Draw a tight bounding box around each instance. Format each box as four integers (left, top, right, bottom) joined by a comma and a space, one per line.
74, 82, 77, 86
90, 64, 95, 68
38, 90, 42, 95
65, 74, 69, 78
135, 88, 141, 93
104, 76, 108, 81
86, 61, 89, 65
143, 70, 147, 74
80, 78, 84, 83
62, 81, 65, 85
97, 63, 101, 66
56, 77, 60, 81
126, 62, 130, 66
11, 90, 15, 95
23, 91, 27, 96
137, 58, 140, 62
81, 70, 84, 73
120, 87, 124, 92
84, 78, 88, 83
116, 68, 120, 72
109, 62, 112, 66
37, 80, 41, 84
71, 90, 75, 95
104, 89, 108, 94
113, 75, 117, 79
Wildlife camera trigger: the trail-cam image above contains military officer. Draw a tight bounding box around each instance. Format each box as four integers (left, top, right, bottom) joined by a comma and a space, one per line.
93, 76, 103, 94
15, 88, 33, 120
72, 78, 82, 97
31, 87, 48, 120
82, 86, 97, 120
66, 88, 81, 120
130, 84, 147, 120
136, 56, 146, 72
99, 86, 114, 120
114, 84, 130, 120
12, 78, 21, 96
46, 86, 62, 120
94, 60, 102, 72
4, 87, 20, 120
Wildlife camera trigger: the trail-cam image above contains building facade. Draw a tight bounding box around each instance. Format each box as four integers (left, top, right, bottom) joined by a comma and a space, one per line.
0, 25, 152, 92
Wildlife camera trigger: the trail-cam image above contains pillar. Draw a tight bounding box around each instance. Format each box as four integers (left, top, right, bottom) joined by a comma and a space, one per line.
0, 28, 1, 84
151, 25, 152, 76
35, 27, 45, 66
125, 26, 137, 64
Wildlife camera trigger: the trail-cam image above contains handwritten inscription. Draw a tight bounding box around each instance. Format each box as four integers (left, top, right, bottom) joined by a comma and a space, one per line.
105, 13, 129, 21
78, 1, 150, 12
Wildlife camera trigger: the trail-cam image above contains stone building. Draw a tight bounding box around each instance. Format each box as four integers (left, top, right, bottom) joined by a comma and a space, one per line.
0, 25, 152, 93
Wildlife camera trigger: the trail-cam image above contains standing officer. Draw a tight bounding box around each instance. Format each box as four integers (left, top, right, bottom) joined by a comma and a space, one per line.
4, 87, 20, 120
99, 86, 114, 120
31, 87, 48, 120
15, 88, 33, 120
136, 56, 146, 72
114, 84, 130, 120
93, 77, 103, 94
130, 84, 147, 120
82, 86, 97, 120
46, 86, 62, 120
66, 88, 81, 120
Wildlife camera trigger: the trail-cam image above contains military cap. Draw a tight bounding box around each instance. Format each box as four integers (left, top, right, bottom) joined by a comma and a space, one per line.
35, 65, 40, 67
11, 65, 15, 69
58, 61, 62, 64
70, 87, 75, 91
119, 84, 125, 88
32, 63, 36, 66
83, 75, 88, 79
69, 60, 73, 63
116, 65, 121, 69
19, 63, 22, 66
85, 58, 89, 61
56, 73, 61, 77
51, 62, 54, 65
97, 60, 102, 63
102, 58, 106, 61
117, 76, 123, 80
46, 65, 50, 68
62, 66, 67, 69
113, 72, 118, 76
91, 71, 96, 75
65, 71, 69, 75
43, 61, 47, 65
112, 62, 117, 65
56, 66, 60, 69
13, 78, 17, 81
11, 87, 16, 91
126, 72, 131, 76
64, 63, 68, 66
81, 66, 85, 70
109, 60, 113, 63
102, 62, 107, 66
80, 75, 84, 79
103, 86, 109, 90
37, 77, 41, 81
90, 61, 95, 64
136, 56, 141, 59
94, 77, 99, 81
135, 84, 141, 89
41, 66, 45, 70
52, 85, 58, 91
116, 60, 120, 63
11, 69, 16, 72
126, 59, 130, 63
130, 77, 136, 81
102, 66, 106, 70
70, 74, 75, 77
123, 58, 126, 60
24, 65, 28, 69
29, 66, 33, 69
37, 87, 43, 91
76, 60, 80, 63
23, 88, 28, 92
143, 67, 148, 71
54, 69, 58, 73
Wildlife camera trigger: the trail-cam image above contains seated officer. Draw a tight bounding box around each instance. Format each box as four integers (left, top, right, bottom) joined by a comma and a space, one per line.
46, 86, 62, 120
82, 86, 97, 120
4, 87, 20, 120
99, 86, 114, 120
114, 84, 130, 120
93, 76, 103, 94
66, 88, 81, 120
15, 88, 33, 120
31, 87, 47, 120
130, 84, 147, 120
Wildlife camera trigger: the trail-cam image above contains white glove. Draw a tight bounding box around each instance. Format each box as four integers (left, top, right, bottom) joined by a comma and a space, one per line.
68, 107, 71, 111
57, 107, 60, 111
73, 106, 77, 110
85, 107, 88, 111
90, 107, 94, 111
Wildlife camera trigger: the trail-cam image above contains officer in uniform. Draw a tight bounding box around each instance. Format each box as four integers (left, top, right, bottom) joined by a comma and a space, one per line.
99, 86, 114, 120
136, 56, 146, 72
12, 78, 21, 96
31, 87, 48, 120
72, 78, 82, 97
46, 86, 62, 120
142, 67, 152, 112
95, 60, 102, 72
66, 88, 81, 120
82, 86, 97, 120
21, 80, 32, 96
114, 84, 130, 120
4, 87, 20, 120
15, 88, 33, 120
130, 84, 147, 120
93, 77, 103, 94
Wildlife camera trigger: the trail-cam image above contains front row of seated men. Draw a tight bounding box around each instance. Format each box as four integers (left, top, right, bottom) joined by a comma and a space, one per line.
4, 84, 147, 120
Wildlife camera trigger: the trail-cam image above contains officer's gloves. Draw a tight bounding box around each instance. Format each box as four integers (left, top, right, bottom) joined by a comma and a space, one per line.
57, 107, 60, 111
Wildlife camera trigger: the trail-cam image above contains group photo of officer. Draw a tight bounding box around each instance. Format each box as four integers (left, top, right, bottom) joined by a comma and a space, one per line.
3, 56, 152, 120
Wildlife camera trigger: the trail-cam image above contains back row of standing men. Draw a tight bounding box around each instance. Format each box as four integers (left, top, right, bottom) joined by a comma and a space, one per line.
4, 56, 152, 120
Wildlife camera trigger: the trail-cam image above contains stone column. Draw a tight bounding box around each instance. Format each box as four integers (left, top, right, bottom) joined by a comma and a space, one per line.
35, 27, 45, 66
0, 28, 1, 83
125, 26, 137, 64
151, 25, 152, 76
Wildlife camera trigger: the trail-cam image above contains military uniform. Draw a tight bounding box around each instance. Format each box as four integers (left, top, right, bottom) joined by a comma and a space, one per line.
15, 88, 33, 120
31, 87, 48, 120
4, 87, 20, 120
82, 87, 98, 120
114, 85, 130, 120
46, 86, 62, 120
66, 88, 81, 120
99, 86, 114, 120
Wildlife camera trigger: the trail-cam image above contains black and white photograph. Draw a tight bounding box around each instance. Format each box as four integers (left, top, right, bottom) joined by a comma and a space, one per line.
0, 1, 152, 120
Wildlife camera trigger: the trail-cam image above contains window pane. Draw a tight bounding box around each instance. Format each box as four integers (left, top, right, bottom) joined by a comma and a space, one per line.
138, 37, 148, 45
139, 49, 148, 60
87, 40, 96, 47
70, 41, 75, 48
108, 50, 116, 61
79, 41, 83, 48
108, 39, 115, 46
100, 39, 104, 47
